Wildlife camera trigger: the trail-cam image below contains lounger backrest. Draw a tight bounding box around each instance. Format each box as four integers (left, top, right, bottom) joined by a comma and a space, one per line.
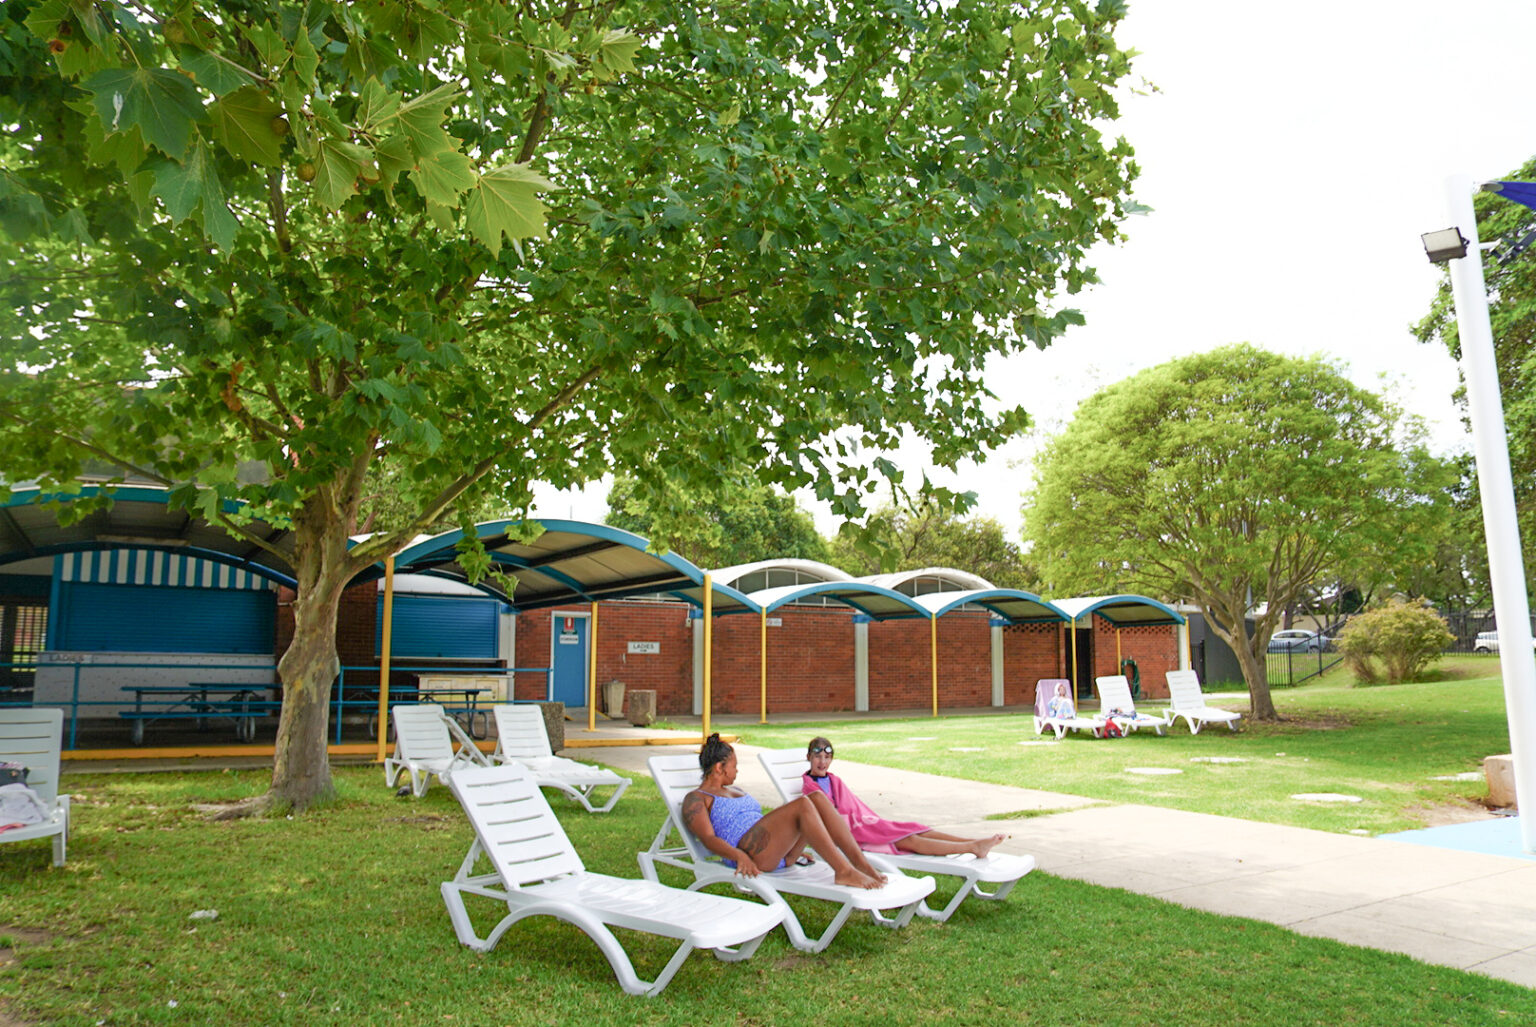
392, 703, 457, 762
447, 763, 585, 887
0, 708, 62, 805
1035, 679, 1073, 719
647, 754, 718, 863
492, 704, 554, 760
758, 749, 809, 805
1095, 675, 1136, 712
1165, 670, 1203, 710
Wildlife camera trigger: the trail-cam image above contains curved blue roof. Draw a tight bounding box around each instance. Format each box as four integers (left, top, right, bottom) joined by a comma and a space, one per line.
393, 518, 755, 612
909, 588, 1069, 623
1052, 594, 1185, 626
744, 581, 931, 619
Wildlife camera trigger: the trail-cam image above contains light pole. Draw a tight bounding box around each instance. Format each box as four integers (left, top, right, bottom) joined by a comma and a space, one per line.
1424, 175, 1536, 853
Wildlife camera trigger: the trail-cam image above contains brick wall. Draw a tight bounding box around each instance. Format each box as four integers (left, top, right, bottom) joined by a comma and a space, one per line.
1003, 623, 1066, 706
1091, 620, 1179, 698
709, 607, 857, 714
867, 611, 994, 710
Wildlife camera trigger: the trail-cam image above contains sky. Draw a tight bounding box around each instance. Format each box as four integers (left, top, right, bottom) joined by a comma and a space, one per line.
533, 1, 1536, 539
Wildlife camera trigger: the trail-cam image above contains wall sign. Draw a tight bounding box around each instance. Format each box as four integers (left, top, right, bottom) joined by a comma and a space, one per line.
766, 617, 782, 627
558, 632, 580, 645
627, 641, 660, 654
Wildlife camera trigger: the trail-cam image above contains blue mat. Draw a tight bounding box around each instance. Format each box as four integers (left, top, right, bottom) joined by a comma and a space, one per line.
1380, 816, 1536, 861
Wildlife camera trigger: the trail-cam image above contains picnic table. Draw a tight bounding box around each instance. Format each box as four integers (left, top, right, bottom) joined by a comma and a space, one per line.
119, 683, 278, 745
336, 683, 493, 741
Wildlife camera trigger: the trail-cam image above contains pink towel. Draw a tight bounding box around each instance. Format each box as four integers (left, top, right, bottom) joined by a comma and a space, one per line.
802, 771, 928, 854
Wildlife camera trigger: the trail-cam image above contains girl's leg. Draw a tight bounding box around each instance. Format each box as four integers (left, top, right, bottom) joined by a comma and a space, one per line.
895, 831, 1008, 858
738, 797, 884, 888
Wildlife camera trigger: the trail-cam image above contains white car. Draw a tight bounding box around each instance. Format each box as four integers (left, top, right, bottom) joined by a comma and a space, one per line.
1268, 628, 1329, 653
1473, 631, 1536, 654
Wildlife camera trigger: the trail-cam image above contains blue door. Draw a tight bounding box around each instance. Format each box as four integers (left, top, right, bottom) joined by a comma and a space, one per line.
550, 616, 588, 707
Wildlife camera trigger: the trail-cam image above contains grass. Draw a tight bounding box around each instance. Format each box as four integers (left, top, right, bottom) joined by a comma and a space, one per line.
734, 655, 1512, 835
4, 764, 1536, 1026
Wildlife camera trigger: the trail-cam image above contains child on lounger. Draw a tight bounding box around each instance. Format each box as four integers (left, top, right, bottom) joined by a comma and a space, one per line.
801, 737, 1006, 858
1046, 681, 1076, 719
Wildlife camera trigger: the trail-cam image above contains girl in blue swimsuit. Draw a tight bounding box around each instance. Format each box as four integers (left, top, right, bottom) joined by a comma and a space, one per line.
681, 734, 888, 889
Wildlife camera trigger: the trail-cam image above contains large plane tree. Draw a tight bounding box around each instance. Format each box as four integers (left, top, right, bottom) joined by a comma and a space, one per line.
0, 0, 1139, 811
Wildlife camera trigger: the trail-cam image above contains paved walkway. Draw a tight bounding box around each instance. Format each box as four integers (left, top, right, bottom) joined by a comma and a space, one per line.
590, 738, 1536, 989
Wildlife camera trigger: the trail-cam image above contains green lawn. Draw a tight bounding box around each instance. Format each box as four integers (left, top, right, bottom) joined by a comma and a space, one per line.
4, 763, 1535, 1026
736, 656, 1511, 835
2, 656, 1529, 1024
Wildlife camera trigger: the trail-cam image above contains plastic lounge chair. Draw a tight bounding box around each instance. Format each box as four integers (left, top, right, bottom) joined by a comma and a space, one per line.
0, 708, 70, 866
1094, 675, 1170, 736
1032, 678, 1107, 739
1165, 670, 1241, 734
442, 764, 784, 996
384, 703, 491, 797
756, 749, 1035, 922
490, 704, 631, 813
638, 753, 936, 953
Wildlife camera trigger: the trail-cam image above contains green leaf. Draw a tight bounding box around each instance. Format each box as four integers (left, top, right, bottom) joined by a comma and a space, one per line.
464, 163, 553, 256
597, 28, 642, 77
149, 139, 237, 249
396, 84, 460, 157
356, 79, 400, 135
410, 148, 476, 207
292, 24, 320, 85
181, 52, 257, 97
374, 135, 414, 189
311, 137, 372, 209
82, 67, 206, 158
241, 21, 287, 69
209, 86, 284, 166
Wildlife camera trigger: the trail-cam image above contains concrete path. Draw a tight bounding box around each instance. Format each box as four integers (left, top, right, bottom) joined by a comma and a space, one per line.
590, 741, 1536, 989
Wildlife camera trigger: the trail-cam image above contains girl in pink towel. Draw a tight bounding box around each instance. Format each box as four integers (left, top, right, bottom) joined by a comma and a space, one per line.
802, 736, 1007, 858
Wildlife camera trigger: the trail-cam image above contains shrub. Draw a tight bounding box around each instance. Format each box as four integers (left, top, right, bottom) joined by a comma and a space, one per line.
1335, 599, 1455, 684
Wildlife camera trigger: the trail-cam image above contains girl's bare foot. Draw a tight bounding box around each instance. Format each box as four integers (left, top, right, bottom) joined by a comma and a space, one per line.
833, 866, 885, 889
971, 834, 1007, 858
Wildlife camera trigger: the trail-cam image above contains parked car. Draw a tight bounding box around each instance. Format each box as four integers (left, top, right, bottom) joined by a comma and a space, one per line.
1267, 628, 1330, 653
1472, 631, 1536, 654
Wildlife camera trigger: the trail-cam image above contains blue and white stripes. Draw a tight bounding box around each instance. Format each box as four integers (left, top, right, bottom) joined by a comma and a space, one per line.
57, 549, 273, 591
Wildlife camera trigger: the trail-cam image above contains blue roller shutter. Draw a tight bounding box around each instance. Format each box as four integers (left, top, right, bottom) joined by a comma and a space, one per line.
377, 594, 499, 659
55, 582, 276, 653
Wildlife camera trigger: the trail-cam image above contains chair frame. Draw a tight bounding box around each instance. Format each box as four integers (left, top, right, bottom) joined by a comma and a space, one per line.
0, 708, 70, 866
756, 748, 1035, 922
638, 753, 935, 953
384, 703, 491, 797
489, 704, 631, 812
1094, 675, 1171, 735
1165, 669, 1242, 734
1032, 677, 1110, 739
442, 764, 785, 996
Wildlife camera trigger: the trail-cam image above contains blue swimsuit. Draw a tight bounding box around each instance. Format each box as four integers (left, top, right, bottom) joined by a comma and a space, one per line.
705, 791, 785, 870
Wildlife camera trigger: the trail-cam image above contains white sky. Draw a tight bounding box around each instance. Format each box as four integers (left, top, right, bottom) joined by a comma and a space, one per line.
534, 1, 1536, 539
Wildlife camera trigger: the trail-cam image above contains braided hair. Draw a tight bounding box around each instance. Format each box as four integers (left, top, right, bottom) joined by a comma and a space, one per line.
699, 732, 733, 778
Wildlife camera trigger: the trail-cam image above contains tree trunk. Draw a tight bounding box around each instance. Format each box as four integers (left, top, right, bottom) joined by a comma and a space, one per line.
1231, 636, 1278, 720
267, 498, 356, 811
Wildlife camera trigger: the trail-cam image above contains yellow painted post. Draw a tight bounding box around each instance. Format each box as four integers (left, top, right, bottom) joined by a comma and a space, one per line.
587, 601, 598, 732
702, 573, 713, 741
1116, 628, 1122, 668
930, 616, 939, 717
1070, 619, 1079, 693
376, 555, 396, 763
759, 608, 768, 724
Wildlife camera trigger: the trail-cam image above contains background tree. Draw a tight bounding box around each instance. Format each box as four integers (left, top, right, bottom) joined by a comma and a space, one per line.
1414, 155, 1536, 596
604, 474, 830, 569
1335, 599, 1456, 685
1023, 345, 1422, 720
0, 1, 1139, 811
830, 501, 1039, 590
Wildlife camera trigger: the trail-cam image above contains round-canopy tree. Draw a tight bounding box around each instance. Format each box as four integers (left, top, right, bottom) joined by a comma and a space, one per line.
1024, 345, 1428, 719
0, 0, 1139, 810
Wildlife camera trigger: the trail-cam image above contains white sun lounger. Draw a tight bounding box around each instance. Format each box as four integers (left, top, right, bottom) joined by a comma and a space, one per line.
442, 763, 784, 996
384, 703, 491, 797
1094, 675, 1171, 736
756, 748, 1035, 922
1165, 670, 1242, 734
1032, 678, 1107, 738
0, 708, 70, 866
490, 704, 630, 813
639, 753, 935, 953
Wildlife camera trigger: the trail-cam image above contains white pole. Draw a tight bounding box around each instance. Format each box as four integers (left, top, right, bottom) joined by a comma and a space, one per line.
1445, 174, 1536, 852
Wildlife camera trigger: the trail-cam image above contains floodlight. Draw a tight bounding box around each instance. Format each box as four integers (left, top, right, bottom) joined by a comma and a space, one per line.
1421, 227, 1469, 264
